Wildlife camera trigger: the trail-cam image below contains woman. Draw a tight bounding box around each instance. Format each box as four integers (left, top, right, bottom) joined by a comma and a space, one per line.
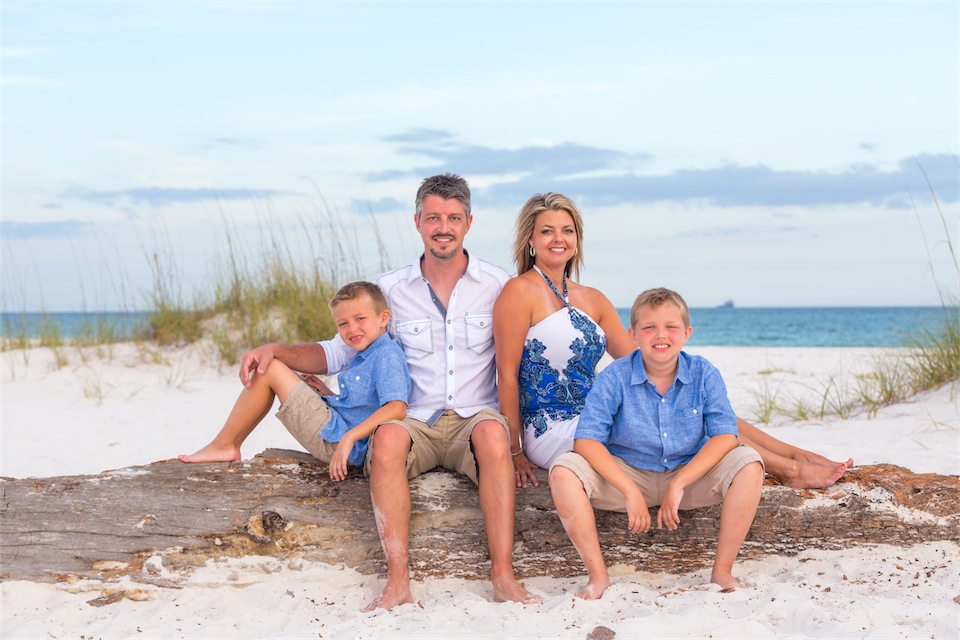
493, 193, 852, 489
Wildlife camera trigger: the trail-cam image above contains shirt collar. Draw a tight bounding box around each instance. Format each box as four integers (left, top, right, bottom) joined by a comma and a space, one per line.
354, 331, 390, 362
409, 249, 479, 283
629, 350, 691, 387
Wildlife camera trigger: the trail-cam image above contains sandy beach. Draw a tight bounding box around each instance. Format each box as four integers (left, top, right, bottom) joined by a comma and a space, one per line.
2, 342, 958, 638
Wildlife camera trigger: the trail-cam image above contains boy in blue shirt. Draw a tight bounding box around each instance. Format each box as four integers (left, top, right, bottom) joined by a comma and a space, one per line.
179, 281, 411, 481
549, 287, 764, 598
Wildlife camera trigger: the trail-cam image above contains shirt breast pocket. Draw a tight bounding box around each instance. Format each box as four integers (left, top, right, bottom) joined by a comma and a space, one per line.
396, 317, 433, 361
464, 312, 494, 354
674, 404, 706, 433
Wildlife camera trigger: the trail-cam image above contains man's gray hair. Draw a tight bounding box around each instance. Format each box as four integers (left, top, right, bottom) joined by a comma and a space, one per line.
415, 173, 471, 217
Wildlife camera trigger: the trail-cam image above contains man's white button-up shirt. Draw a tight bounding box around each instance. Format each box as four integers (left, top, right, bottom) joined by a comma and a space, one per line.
321, 252, 509, 424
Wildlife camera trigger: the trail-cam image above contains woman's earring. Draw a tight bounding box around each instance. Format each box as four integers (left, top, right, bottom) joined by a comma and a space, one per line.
529, 245, 536, 257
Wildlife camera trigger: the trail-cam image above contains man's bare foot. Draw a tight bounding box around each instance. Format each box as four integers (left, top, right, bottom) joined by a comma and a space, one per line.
492, 576, 544, 605
575, 576, 611, 600
784, 458, 852, 489
178, 443, 241, 464
362, 580, 413, 612
711, 569, 747, 590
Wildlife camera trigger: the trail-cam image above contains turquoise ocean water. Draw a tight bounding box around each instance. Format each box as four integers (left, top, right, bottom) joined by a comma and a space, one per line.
1, 307, 952, 347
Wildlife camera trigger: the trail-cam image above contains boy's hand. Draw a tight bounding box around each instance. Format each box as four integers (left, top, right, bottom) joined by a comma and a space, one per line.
624, 487, 651, 533
328, 438, 354, 481
657, 481, 684, 530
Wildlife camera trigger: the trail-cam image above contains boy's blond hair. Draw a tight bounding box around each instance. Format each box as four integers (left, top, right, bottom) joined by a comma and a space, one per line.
328, 281, 389, 314
630, 287, 691, 328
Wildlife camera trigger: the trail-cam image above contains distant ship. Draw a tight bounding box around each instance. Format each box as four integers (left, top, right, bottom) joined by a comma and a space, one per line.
718, 300, 734, 308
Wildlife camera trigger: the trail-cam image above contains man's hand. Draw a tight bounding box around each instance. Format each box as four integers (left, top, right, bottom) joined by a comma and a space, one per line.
239, 345, 276, 387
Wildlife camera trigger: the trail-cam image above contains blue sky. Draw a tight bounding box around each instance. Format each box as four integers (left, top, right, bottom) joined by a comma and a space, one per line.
2, 1, 958, 311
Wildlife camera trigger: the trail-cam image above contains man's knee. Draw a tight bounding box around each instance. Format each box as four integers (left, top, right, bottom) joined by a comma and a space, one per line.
370, 423, 412, 465
470, 420, 508, 458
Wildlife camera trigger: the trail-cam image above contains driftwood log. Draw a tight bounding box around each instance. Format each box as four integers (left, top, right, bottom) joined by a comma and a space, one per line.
1, 449, 957, 585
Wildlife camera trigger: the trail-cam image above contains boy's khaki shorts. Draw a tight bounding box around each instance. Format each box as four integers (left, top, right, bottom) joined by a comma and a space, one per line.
275, 380, 339, 463
367, 409, 509, 484
550, 445, 763, 512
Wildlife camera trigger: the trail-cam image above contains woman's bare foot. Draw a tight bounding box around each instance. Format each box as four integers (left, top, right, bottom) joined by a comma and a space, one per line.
575, 576, 611, 600
178, 443, 241, 463
783, 458, 852, 489
362, 580, 414, 612
492, 576, 544, 605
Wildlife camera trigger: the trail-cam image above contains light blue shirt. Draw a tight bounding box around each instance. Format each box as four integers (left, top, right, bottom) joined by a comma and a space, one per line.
574, 350, 738, 471
320, 332, 411, 466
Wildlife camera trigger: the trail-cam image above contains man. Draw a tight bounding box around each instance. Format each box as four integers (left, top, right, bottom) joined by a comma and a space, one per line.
321, 174, 542, 611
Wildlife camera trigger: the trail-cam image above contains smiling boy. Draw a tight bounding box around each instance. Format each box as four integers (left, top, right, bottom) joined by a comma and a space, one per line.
549, 287, 764, 598
179, 281, 410, 481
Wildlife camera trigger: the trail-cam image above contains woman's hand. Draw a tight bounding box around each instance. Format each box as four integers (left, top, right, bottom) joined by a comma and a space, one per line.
512, 450, 540, 488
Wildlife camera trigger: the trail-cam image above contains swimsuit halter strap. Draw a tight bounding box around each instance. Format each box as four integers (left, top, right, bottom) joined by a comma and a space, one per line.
533, 265, 570, 309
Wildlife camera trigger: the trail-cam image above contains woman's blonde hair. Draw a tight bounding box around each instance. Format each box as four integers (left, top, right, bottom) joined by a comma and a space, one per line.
510, 192, 585, 278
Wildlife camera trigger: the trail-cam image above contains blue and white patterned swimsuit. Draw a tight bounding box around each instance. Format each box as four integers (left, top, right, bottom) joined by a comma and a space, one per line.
519, 267, 607, 467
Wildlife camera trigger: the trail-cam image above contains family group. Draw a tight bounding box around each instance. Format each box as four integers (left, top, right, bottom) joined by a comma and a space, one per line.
179, 174, 853, 611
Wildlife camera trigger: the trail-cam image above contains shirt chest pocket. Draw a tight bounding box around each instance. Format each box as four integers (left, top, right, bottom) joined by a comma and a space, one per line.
396, 317, 433, 361
672, 404, 706, 433
465, 312, 493, 354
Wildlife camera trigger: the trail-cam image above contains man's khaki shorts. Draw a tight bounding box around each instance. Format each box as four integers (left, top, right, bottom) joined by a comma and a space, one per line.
275, 380, 339, 463
550, 445, 763, 512
367, 409, 509, 484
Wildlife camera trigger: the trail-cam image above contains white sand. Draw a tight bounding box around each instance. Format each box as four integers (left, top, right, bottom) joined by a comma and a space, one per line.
2, 342, 958, 638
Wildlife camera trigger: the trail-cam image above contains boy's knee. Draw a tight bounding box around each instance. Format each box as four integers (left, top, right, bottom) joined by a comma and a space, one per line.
736, 460, 765, 487
549, 465, 583, 493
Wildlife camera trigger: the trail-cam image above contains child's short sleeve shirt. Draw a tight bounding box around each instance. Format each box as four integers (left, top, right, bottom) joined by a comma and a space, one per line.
321, 333, 411, 466
574, 351, 737, 471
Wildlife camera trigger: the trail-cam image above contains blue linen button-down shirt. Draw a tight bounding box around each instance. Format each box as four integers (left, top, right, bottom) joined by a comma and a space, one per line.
574, 350, 738, 472
319, 332, 411, 466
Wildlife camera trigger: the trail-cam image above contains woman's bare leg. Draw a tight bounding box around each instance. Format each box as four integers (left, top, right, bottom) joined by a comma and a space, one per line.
737, 418, 852, 489
179, 360, 301, 463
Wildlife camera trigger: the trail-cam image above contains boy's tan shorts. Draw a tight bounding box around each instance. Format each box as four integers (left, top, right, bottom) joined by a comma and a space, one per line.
275, 381, 339, 463
550, 445, 763, 512
367, 409, 509, 484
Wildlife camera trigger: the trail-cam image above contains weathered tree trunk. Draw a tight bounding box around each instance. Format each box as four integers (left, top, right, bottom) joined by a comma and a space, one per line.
1, 449, 956, 585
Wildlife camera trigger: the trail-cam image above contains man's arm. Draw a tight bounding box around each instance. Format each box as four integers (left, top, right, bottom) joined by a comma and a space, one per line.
238, 342, 330, 388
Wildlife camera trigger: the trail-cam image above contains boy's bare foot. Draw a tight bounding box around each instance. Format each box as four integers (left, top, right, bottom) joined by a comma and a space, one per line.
362, 580, 414, 612
711, 569, 747, 590
178, 443, 241, 464
492, 575, 544, 605
783, 458, 852, 489
575, 576, 611, 600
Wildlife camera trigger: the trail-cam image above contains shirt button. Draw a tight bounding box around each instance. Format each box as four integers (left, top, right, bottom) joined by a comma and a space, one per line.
692, 409, 698, 414
449, 345, 453, 350
662, 432, 667, 437
661, 398, 666, 403
447, 319, 452, 324
448, 395, 453, 400
355, 376, 360, 381
449, 370, 453, 375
